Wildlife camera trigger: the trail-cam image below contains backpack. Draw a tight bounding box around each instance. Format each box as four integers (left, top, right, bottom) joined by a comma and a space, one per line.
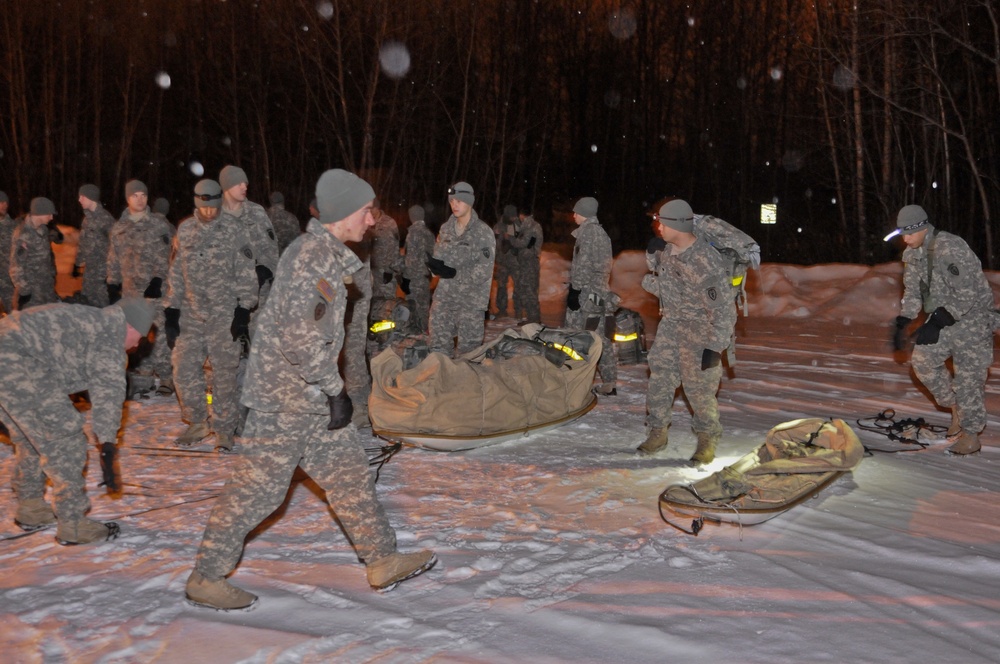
693, 215, 760, 314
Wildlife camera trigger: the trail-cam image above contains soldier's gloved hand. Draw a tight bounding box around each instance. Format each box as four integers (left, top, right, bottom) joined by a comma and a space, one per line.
107, 283, 122, 304
327, 389, 353, 430
647, 237, 667, 254
382, 271, 393, 284
230, 306, 251, 342
701, 348, 722, 370
72, 264, 83, 278
427, 257, 457, 279
892, 316, 912, 351
566, 287, 581, 311
400, 277, 411, 295
255, 265, 274, 288
99, 442, 120, 493
47, 221, 64, 244
164, 307, 181, 349
143, 277, 163, 299
915, 307, 955, 345
17, 293, 31, 310
527, 236, 537, 249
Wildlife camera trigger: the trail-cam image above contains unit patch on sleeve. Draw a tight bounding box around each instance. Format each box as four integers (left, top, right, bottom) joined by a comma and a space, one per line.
948, 264, 960, 276
707, 287, 718, 301
314, 302, 327, 320
242, 245, 254, 260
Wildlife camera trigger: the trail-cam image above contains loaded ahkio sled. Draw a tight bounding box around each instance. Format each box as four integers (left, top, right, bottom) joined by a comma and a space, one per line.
658, 418, 864, 535
368, 324, 602, 451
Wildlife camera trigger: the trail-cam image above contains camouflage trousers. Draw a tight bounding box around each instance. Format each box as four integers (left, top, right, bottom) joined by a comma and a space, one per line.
565, 307, 618, 386
645, 325, 723, 438
14, 286, 59, 310
0, 278, 13, 314
172, 314, 243, 436
494, 256, 518, 316
194, 410, 397, 579
342, 291, 372, 416
515, 256, 541, 323
406, 280, 430, 335
130, 302, 172, 381
0, 355, 92, 521
80, 266, 110, 308
910, 315, 993, 433
429, 301, 486, 357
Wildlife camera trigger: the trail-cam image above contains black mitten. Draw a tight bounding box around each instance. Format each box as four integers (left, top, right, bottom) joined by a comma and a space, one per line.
327, 389, 354, 430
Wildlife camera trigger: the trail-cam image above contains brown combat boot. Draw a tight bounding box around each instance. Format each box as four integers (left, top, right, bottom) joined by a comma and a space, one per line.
185, 570, 258, 610
947, 406, 962, 437
947, 431, 981, 456
55, 518, 120, 545
174, 421, 211, 448
366, 550, 437, 590
636, 428, 668, 454
214, 432, 234, 453
690, 434, 718, 465
14, 498, 56, 531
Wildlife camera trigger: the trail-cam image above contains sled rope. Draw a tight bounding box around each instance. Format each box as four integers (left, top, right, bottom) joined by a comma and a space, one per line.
856, 409, 945, 453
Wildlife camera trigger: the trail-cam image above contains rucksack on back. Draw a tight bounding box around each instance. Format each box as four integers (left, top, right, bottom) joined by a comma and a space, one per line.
693, 215, 760, 314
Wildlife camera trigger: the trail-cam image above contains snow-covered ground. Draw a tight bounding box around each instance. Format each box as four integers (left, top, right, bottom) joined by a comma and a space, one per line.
2, 232, 1000, 663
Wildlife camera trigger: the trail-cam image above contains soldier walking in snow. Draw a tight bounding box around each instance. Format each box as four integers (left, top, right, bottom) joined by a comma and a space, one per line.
637, 199, 737, 464
10, 197, 61, 310
0, 299, 154, 544
74, 184, 115, 308
0, 191, 18, 314
564, 196, 619, 395
886, 204, 995, 455
107, 179, 175, 395
163, 180, 259, 452
401, 204, 434, 333
266, 191, 302, 255
427, 182, 495, 356
186, 169, 436, 611
492, 204, 520, 318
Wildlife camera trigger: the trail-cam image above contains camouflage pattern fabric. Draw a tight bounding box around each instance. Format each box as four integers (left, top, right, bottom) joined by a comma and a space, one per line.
221, 200, 279, 330
107, 208, 173, 379
266, 203, 301, 255
0, 304, 127, 521
165, 211, 258, 434
76, 204, 115, 307
343, 255, 373, 423
564, 216, 617, 385
193, 409, 396, 579
429, 211, 495, 355
370, 210, 402, 303
901, 229, 995, 433
512, 214, 543, 322
493, 217, 520, 316
402, 219, 435, 333
642, 237, 736, 437
0, 214, 19, 313
10, 219, 59, 308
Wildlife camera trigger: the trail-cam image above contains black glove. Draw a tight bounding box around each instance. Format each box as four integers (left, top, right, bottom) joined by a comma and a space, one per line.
255, 264, 274, 288
107, 283, 122, 304
892, 316, 912, 351
164, 307, 181, 350
99, 442, 120, 493
17, 293, 31, 310
566, 287, 581, 311
327, 389, 354, 430
230, 306, 251, 342
72, 264, 83, 278
647, 237, 667, 254
914, 307, 956, 346
48, 221, 64, 244
701, 348, 722, 370
427, 257, 457, 279
400, 277, 411, 295
143, 277, 163, 299
527, 236, 536, 249
382, 271, 393, 284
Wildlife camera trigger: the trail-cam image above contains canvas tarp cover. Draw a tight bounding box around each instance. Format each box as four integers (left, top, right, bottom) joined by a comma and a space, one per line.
369, 325, 601, 436
663, 418, 863, 508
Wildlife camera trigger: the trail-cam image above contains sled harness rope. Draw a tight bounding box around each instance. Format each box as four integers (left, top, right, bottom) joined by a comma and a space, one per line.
855, 409, 946, 453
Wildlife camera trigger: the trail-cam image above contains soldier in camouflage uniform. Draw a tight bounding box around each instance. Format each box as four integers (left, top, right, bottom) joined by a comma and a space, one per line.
368, 201, 403, 349
107, 180, 174, 394
492, 205, 520, 318
401, 204, 434, 334
266, 191, 302, 255
0, 299, 153, 544
637, 199, 737, 464
186, 169, 436, 611
10, 197, 61, 310
427, 182, 495, 356
219, 165, 279, 326
164, 180, 259, 452
0, 191, 16, 314
564, 197, 619, 395
512, 208, 543, 323
74, 184, 115, 308
887, 204, 995, 455
342, 231, 373, 427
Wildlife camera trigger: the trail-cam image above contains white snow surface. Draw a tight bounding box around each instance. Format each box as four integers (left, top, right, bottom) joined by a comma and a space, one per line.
2, 233, 1000, 663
